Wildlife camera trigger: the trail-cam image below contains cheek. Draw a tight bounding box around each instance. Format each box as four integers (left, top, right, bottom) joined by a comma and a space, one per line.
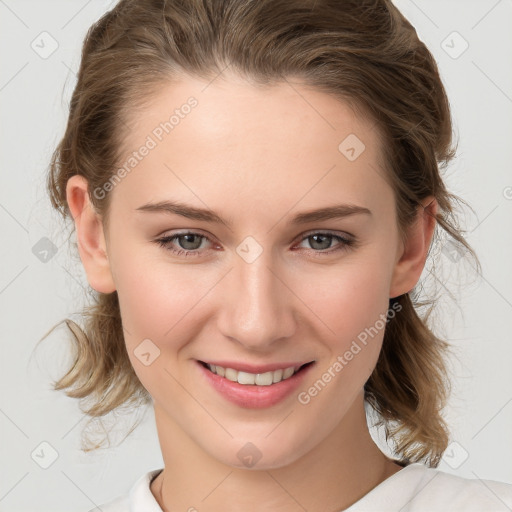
115, 265, 198, 335
109, 227, 212, 341
293, 255, 392, 339
295, 255, 392, 384
111, 252, 227, 394
113, 258, 210, 399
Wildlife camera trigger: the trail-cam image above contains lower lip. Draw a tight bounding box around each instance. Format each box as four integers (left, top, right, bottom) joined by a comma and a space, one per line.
196, 360, 315, 409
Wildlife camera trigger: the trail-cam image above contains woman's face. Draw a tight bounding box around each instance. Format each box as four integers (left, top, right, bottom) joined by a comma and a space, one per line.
80, 73, 429, 469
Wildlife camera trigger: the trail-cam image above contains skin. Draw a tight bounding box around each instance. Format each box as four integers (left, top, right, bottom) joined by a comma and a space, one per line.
66, 71, 437, 511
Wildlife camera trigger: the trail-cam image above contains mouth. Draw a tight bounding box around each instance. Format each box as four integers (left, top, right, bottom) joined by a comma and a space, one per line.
198, 360, 315, 386
196, 359, 316, 409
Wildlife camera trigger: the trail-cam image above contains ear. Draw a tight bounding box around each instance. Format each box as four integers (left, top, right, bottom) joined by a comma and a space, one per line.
66, 175, 116, 294
389, 196, 438, 299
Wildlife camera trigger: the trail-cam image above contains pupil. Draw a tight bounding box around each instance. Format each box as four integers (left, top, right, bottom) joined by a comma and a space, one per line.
311, 234, 330, 250
181, 234, 200, 249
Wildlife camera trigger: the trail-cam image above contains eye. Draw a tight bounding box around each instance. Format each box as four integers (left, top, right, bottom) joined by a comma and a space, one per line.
154, 230, 356, 258
294, 231, 355, 255
155, 232, 213, 257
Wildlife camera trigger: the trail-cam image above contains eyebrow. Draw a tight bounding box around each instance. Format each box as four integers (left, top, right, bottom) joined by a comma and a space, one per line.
135, 200, 372, 227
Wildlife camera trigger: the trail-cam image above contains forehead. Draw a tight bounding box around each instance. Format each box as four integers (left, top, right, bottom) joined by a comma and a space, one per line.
112, 72, 392, 223
124, 72, 379, 156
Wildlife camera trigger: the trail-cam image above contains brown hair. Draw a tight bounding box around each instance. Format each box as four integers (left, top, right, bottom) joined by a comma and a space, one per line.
41, 0, 481, 465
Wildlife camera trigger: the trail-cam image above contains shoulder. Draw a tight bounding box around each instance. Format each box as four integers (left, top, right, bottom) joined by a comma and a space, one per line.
87, 495, 128, 512
87, 468, 164, 512
407, 464, 512, 511
345, 463, 512, 512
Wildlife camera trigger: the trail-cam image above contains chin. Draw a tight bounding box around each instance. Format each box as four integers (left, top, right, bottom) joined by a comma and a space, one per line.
208, 436, 311, 471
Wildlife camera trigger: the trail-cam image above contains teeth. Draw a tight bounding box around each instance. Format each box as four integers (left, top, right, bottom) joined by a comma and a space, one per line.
206, 363, 300, 385
272, 368, 283, 383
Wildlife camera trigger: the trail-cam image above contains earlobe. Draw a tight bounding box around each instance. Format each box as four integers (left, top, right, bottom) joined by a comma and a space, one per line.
66, 175, 116, 294
389, 197, 438, 299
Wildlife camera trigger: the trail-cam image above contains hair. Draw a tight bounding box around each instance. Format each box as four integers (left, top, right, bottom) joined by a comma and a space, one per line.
41, 0, 481, 465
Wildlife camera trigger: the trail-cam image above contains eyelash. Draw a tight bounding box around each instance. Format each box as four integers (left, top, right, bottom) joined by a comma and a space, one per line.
154, 230, 356, 258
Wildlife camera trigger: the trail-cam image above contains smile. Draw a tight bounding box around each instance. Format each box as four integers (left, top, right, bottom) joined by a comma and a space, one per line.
201, 362, 310, 386
197, 360, 316, 409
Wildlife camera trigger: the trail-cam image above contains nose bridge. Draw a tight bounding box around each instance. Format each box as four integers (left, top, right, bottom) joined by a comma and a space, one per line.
217, 246, 295, 349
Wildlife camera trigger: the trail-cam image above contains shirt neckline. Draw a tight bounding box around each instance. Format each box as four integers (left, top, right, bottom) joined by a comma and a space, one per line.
143, 463, 424, 511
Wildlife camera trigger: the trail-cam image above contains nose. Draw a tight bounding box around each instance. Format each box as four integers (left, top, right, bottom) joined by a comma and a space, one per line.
216, 249, 297, 352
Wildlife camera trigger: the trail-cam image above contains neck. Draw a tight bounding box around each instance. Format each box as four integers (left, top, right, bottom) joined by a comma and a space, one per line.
150, 394, 403, 512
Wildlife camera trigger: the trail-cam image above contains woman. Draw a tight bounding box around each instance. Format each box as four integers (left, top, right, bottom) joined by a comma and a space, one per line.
43, 0, 512, 510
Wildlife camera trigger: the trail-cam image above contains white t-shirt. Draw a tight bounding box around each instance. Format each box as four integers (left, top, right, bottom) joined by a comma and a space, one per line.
88, 462, 512, 511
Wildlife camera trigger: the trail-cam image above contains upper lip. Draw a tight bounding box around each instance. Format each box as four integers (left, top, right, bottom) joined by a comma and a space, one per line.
198, 360, 314, 374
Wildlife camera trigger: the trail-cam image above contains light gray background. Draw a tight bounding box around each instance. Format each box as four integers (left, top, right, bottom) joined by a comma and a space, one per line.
1, 1, 511, 511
